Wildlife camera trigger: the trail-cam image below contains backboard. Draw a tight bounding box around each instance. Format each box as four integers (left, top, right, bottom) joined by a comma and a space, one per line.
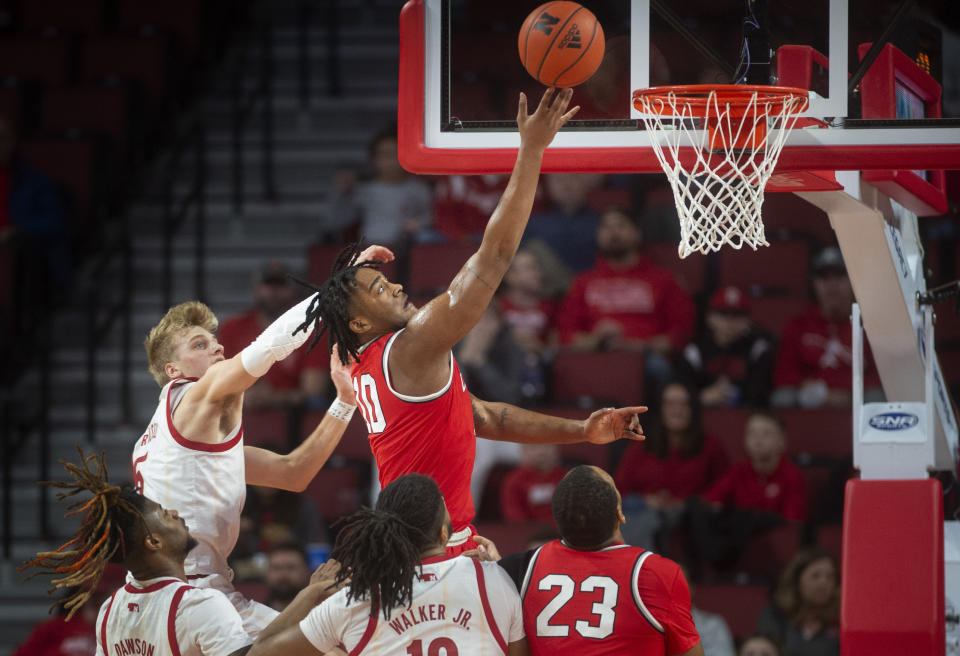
398, 0, 960, 176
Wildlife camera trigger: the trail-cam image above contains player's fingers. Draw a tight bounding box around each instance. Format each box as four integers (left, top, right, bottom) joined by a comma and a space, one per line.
615, 405, 649, 416
560, 105, 580, 123
536, 87, 556, 113
622, 430, 646, 441
461, 548, 482, 560
517, 92, 527, 120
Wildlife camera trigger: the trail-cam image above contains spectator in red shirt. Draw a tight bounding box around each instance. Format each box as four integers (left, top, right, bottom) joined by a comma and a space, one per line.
704, 410, 806, 520
12, 583, 116, 656
433, 174, 545, 242
686, 410, 806, 577
679, 286, 776, 408
558, 207, 695, 388
616, 381, 728, 552
772, 247, 881, 408
501, 443, 568, 523
218, 261, 329, 409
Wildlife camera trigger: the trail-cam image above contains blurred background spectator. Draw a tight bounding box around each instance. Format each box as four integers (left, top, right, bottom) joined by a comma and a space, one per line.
615, 381, 727, 552
682, 564, 737, 656
0, 113, 70, 337
497, 247, 559, 355
10, 591, 100, 656
756, 549, 840, 656
455, 303, 532, 405
687, 410, 806, 576
500, 443, 567, 523
264, 542, 312, 612
218, 261, 330, 411
772, 247, 881, 408
558, 207, 694, 389
523, 173, 603, 272
433, 174, 544, 242
233, 480, 326, 579
680, 286, 776, 408
323, 124, 433, 245
740, 634, 784, 656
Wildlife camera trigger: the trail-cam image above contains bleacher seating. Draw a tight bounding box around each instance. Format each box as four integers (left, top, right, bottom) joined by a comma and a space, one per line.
300, 411, 371, 462
0, 36, 71, 86
83, 35, 175, 109
750, 295, 808, 335
304, 466, 362, 522
645, 241, 707, 293
694, 583, 769, 640
20, 0, 106, 38
20, 135, 101, 224
719, 240, 810, 296
116, 0, 206, 63
733, 522, 803, 580
41, 85, 137, 162
0, 85, 22, 127
551, 349, 645, 407
407, 241, 478, 296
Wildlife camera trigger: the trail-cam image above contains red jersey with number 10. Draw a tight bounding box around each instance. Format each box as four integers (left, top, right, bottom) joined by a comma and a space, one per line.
521, 540, 700, 656
351, 330, 477, 530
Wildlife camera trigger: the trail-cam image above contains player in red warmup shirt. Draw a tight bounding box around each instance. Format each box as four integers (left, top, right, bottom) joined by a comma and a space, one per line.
300, 89, 646, 554
490, 465, 703, 656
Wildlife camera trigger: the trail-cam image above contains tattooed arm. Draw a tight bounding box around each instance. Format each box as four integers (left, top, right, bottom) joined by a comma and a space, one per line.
469, 395, 647, 445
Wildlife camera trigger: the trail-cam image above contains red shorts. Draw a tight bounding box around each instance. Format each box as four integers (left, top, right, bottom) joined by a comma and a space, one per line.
444, 524, 478, 555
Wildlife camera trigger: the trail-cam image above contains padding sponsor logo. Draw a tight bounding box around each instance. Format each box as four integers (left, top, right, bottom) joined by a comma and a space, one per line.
868, 412, 920, 431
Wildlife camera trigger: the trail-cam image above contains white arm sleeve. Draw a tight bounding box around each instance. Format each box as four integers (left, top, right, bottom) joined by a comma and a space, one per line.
177, 588, 253, 656
240, 294, 319, 377
482, 561, 526, 643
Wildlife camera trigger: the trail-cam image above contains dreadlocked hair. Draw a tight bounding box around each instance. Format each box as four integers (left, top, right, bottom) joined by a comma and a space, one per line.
293, 242, 382, 366
18, 448, 151, 619
330, 474, 446, 619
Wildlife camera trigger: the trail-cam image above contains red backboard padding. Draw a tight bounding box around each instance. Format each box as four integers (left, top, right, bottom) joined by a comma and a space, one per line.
841, 479, 944, 656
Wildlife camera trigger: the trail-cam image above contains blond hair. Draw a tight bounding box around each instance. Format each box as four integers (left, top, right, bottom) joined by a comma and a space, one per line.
144, 301, 219, 385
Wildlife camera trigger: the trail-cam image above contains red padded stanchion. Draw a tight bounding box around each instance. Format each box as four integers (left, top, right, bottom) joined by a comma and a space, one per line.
842, 479, 944, 656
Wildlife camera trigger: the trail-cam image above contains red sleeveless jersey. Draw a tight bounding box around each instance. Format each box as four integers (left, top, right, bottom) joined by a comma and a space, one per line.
351, 330, 477, 530
520, 540, 700, 656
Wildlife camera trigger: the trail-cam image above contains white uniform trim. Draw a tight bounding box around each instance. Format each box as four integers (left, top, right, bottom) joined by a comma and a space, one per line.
519, 546, 544, 599
446, 526, 473, 547
381, 329, 454, 402
631, 551, 664, 633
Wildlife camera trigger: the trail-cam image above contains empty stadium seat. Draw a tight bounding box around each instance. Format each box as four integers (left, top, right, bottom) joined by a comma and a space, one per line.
241, 409, 289, 448
304, 466, 361, 523
750, 295, 808, 336
300, 411, 371, 463
551, 349, 644, 407
117, 0, 206, 62
644, 242, 707, 293
0, 36, 70, 86
734, 522, 803, 580
0, 85, 21, 128
19, 135, 100, 223
473, 521, 531, 557
719, 240, 810, 296
761, 191, 835, 245
779, 407, 851, 459
41, 85, 137, 162
693, 583, 769, 640
816, 524, 842, 562
83, 35, 175, 108
20, 0, 106, 38
702, 408, 749, 461
408, 242, 478, 295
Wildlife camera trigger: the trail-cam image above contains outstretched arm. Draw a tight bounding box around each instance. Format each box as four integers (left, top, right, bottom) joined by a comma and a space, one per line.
245, 347, 358, 491
192, 245, 394, 404
398, 89, 579, 360
470, 395, 646, 445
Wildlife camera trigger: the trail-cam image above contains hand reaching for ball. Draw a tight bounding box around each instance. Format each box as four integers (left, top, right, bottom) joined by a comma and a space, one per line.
517, 87, 580, 152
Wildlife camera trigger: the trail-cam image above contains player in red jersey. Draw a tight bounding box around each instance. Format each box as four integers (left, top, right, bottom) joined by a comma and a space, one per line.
298, 88, 646, 554
491, 465, 703, 656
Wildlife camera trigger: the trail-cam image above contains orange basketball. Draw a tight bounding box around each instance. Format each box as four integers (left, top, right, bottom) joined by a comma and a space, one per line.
518, 1, 605, 87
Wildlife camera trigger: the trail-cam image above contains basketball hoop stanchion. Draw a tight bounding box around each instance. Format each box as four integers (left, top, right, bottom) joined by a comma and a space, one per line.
632, 85, 809, 258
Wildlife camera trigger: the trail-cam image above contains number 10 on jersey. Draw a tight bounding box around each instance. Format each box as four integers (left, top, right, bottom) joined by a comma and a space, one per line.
354, 374, 386, 433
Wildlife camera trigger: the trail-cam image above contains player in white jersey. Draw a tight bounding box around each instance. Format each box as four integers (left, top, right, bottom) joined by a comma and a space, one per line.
20, 452, 344, 656
247, 473, 526, 656
136, 245, 391, 637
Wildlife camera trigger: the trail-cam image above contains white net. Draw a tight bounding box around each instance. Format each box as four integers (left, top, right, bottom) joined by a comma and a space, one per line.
634, 86, 808, 259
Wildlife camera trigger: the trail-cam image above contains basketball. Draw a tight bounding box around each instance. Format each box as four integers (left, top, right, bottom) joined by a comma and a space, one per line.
518, 1, 605, 87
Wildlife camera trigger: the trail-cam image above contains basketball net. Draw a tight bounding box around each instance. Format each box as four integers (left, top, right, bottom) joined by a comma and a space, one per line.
633, 85, 809, 258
